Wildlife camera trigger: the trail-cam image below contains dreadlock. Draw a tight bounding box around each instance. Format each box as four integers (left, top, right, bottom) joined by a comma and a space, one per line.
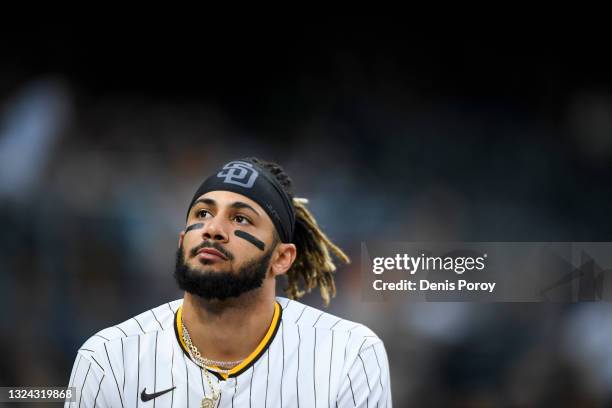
249, 157, 350, 306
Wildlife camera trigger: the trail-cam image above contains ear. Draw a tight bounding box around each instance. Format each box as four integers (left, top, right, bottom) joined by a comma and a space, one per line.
270, 243, 297, 276
178, 230, 185, 249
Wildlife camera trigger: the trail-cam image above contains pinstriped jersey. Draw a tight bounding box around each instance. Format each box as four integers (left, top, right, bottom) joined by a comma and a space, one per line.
65, 296, 392, 407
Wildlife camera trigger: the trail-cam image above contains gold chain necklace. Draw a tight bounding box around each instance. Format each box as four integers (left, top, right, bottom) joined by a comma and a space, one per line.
181, 323, 244, 373
181, 323, 220, 407
181, 322, 244, 407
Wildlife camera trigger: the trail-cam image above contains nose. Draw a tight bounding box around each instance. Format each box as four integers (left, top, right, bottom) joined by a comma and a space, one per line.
201, 216, 229, 242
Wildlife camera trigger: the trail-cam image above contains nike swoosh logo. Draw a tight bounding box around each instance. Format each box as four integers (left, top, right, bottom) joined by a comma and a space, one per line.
140, 386, 176, 402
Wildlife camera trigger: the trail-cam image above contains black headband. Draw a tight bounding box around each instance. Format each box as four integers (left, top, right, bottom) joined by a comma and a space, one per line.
186, 159, 295, 243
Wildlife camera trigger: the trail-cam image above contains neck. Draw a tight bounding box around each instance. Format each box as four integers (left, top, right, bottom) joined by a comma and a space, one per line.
181, 282, 277, 362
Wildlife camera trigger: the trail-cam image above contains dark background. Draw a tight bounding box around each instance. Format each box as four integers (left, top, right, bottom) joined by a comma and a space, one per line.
1, 24, 612, 406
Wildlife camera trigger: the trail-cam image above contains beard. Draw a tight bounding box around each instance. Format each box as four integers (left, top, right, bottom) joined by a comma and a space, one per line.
173, 243, 274, 301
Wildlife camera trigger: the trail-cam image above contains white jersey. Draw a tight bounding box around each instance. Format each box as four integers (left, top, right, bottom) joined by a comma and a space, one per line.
65, 297, 392, 407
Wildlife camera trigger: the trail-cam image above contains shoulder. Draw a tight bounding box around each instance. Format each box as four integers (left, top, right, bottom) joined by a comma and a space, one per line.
76, 299, 183, 364
276, 296, 382, 350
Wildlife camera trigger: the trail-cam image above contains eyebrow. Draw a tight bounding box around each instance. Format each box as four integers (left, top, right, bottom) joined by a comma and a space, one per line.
192, 198, 216, 208
230, 201, 260, 217
192, 198, 260, 217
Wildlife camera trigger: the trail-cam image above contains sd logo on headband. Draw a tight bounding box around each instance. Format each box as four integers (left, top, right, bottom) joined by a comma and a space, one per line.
217, 161, 259, 188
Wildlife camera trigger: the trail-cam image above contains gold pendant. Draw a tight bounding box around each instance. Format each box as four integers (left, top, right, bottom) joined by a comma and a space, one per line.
201, 396, 215, 408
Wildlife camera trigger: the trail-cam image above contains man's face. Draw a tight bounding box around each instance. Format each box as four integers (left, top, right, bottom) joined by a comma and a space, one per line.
173, 190, 278, 300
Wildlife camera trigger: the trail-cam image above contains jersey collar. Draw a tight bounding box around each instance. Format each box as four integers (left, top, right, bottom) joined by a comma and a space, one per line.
173, 300, 282, 380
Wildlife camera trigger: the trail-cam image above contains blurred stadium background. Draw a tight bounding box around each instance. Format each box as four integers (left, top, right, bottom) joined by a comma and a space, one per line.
1, 24, 612, 406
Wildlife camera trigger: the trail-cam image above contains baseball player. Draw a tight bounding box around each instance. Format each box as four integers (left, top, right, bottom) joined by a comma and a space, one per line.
66, 157, 392, 407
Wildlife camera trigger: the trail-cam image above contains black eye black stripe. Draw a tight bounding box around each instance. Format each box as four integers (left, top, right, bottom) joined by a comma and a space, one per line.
185, 223, 204, 233
234, 230, 265, 251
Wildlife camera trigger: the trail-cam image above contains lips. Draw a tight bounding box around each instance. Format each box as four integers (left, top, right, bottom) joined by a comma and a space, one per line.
196, 248, 227, 262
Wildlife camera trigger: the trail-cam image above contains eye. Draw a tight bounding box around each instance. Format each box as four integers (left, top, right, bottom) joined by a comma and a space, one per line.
196, 209, 212, 219
233, 215, 252, 225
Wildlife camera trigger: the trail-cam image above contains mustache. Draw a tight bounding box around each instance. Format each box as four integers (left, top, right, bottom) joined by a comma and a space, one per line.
190, 240, 234, 261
